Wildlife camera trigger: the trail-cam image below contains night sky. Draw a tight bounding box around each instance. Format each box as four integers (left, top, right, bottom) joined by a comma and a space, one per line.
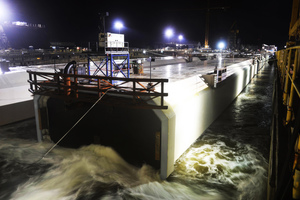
0, 0, 294, 49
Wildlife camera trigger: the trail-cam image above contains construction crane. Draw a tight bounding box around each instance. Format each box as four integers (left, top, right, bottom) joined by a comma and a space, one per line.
228, 20, 239, 49
204, 0, 229, 48
165, 0, 229, 49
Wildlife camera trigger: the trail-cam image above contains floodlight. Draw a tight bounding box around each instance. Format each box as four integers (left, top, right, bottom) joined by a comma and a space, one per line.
165, 28, 174, 38
218, 41, 225, 49
114, 21, 123, 33
115, 22, 123, 29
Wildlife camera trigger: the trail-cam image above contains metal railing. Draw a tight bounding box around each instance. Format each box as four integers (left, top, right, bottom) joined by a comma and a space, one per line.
27, 70, 168, 109
105, 41, 129, 54
276, 46, 300, 124
272, 46, 300, 199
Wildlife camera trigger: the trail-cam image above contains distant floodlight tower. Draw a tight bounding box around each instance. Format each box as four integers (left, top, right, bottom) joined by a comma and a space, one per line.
177, 35, 183, 50
178, 35, 183, 45
114, 21, 123, 33
165, 28, 174, 39
218, 41, 225, 67
165, 28, 174, 46
218, 41, 225, 50
178, 35, 183, 41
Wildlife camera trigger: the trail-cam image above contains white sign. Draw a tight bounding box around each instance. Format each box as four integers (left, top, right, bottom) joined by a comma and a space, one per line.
106, 32, 124, 48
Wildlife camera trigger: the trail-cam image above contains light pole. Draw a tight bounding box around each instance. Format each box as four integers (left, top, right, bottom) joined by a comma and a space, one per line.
218, 41, 225, 67
218, 41, 225, 51
165, 28, 174, 45
178, 35, 183, 42
178, 35, 183, 50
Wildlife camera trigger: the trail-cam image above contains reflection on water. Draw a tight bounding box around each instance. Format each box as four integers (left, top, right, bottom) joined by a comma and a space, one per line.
0, 64, 273, 199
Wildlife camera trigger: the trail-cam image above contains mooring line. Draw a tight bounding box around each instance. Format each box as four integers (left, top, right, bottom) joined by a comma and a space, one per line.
39, 89, 110, 161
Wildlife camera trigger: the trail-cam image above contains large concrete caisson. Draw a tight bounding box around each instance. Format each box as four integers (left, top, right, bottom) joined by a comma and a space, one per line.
34, 58, 266, 179
46, 98, 163, 169
153, 59, 264, 179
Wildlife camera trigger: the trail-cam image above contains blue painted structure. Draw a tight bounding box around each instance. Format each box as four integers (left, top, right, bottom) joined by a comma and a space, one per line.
88, 54, 130, 79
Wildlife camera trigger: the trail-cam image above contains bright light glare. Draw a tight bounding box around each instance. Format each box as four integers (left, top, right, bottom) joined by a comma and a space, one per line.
115, 21, 123, 29
0, 1, 10, 21
165, 28, 173, 38
218, 42, 225, 49
178, 35, 183, 41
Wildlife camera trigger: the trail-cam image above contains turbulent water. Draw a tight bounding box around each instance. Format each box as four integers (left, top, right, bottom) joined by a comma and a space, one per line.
0, 64, 274, 200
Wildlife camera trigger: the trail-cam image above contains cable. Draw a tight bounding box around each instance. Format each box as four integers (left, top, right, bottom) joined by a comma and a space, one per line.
39, 89, 109, 161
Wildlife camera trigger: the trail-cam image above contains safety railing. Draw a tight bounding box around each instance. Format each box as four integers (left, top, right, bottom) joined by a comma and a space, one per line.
276, 46, 300, 124
27, 70, 168, 109
273, 46, 300, 199
105, 41, 129, 54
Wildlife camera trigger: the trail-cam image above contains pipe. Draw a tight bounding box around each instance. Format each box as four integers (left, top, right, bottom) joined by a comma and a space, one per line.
63, 60, 77, 74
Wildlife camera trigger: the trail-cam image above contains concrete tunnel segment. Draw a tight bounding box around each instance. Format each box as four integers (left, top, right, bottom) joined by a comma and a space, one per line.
34, 58, 266, 179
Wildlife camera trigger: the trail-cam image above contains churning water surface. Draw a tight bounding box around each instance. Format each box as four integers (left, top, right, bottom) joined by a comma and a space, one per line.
0, 64, 274, 200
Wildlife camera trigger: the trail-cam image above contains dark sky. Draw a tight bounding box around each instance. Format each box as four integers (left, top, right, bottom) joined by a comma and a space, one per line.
1, 0, 294, 49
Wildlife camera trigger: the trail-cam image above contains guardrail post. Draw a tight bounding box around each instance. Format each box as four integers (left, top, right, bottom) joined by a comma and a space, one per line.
33, 73, 37, 91
161, 81, 164, 107
28, 72, 33, 92
98, 79, 101, 97
65, 75, 71, 96
283, 50, 292, 106
74, 68, 78, 98
56, 73, 60, 94
286, 49, 298, 124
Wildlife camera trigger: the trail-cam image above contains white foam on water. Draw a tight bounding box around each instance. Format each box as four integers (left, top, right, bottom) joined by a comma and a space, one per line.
172, 134, 268, 199
102, 181, 223, 200
7, 143, 161, 200
0, 132, 268, 200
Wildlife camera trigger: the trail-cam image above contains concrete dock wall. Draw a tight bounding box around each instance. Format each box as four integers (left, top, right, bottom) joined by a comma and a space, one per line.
156, 59, 265, 178
0, 72, 34, 126
0, 100, 34, 126
0, 71, 31, 89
